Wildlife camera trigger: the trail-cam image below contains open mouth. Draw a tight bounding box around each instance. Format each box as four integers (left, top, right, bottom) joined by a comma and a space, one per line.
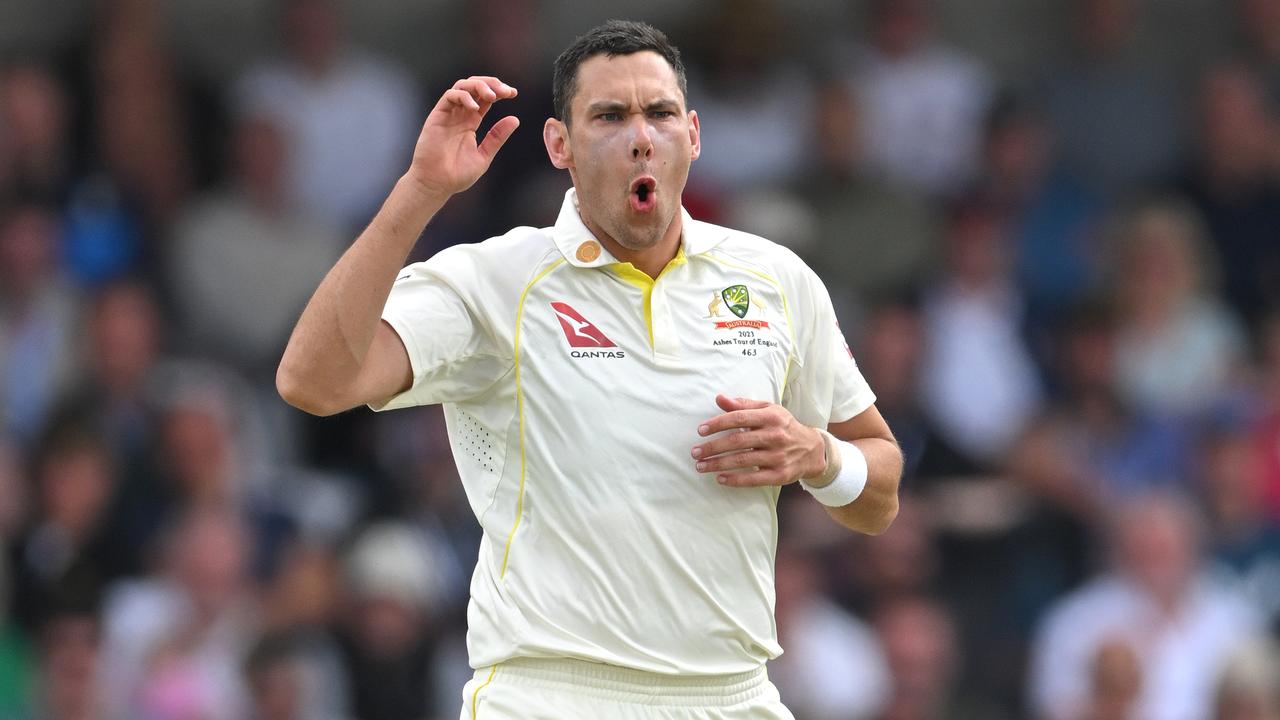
629, 176, 657, 213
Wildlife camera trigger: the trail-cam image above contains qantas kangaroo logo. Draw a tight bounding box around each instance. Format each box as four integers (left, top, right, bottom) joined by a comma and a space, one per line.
551, 302, 615, 347
550, 302, 625, 358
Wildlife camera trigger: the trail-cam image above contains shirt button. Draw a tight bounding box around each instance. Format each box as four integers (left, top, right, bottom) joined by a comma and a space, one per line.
576, 241, 601, 263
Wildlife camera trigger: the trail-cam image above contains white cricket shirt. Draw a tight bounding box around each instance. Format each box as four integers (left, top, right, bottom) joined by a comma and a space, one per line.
374, 189, 876, 675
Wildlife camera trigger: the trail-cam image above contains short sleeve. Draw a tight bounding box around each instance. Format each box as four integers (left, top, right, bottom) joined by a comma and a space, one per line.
369, 259, 511, 411
782, 267, 876, 427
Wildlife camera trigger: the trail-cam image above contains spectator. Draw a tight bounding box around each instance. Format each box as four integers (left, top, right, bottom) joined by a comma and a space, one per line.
770, 541, 890, 720
0, 200, 82, 445
1108, 200, 1248, 419
373, 404, 478, 608
34, 604, 103, 720
851, 297, 949, 483
63, 279, 166, 473
244, 632, 350, 720
168, 111, 343, 376
978, 96, 1103, 334
337, 522, 449, 720
8, 418, 122, 633
234, 0, 419, 233
1012, 300, 1191, 517
872, 594, 998, 720
100, 505, 257, 720
794, 84, 939, 311
918, 199, 1042, 466
823, 495, 939, 618
1042, 0, 1185, 196
1175, 63, 1280, 327
46, 280, 170, 577
684, 0, 817, 201
432, 0, 565, 245
1028, 491, 1262, 720
87, 0, 197, 234
258, 544, 351, 719
0, 61, 73, 199
128, 366, 301, 581
0, 59, 145, 286
839, 0, 994, 197
1195, 412, 1280, 625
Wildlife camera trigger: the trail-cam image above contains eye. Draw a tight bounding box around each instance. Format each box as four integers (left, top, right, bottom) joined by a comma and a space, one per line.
598, 112, 622, 121
649, 110, 675, 119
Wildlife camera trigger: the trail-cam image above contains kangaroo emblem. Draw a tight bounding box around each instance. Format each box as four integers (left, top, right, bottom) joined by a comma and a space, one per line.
706, 293, 723, 317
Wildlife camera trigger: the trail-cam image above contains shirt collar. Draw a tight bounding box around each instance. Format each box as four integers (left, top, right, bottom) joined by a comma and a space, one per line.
551, 188, 725, 268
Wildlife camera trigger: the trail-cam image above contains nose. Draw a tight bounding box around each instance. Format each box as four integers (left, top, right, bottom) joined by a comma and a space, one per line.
630, 118, 653, 161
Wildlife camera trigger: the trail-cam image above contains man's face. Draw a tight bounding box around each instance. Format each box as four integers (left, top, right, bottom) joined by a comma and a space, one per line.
547, 51, 699, 253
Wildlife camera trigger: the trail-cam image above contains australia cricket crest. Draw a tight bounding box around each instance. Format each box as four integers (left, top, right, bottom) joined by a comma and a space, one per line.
706, 284, 769, 330
721, 284, 750, 318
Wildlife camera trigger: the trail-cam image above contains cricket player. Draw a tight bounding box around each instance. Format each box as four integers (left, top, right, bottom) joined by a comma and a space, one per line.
278, 19, 903, 720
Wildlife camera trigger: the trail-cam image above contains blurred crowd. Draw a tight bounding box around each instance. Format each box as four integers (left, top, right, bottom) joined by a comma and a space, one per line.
2, 0, 1280, 718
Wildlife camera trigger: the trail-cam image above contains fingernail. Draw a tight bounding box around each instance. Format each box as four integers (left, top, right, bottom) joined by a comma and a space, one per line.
691, 447, 702, 458
717, 475, 728, 484
696, 462, 707, 471
698, 425, 709, 435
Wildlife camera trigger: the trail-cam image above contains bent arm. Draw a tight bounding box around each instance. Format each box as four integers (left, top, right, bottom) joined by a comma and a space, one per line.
276, 182, 443, 415
823, 404, 903, 535
276, 76, 519, 416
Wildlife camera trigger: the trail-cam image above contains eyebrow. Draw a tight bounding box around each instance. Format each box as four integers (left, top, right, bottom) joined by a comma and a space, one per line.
585, 100, 627, 115
584, 98, 682, 115
644, 98, 681, 112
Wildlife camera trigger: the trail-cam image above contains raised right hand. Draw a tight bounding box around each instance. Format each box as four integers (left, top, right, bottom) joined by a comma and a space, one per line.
406, 76, 520, 199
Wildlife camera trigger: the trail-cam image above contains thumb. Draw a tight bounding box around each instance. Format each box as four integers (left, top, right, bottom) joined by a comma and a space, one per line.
478, 115, 520, 161
715, 394, 770, 412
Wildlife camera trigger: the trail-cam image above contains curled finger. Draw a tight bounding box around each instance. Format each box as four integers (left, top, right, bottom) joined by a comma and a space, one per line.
441, 88, 480, 111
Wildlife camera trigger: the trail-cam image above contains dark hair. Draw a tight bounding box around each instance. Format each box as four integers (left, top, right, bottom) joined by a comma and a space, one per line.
552, 20, 688, 123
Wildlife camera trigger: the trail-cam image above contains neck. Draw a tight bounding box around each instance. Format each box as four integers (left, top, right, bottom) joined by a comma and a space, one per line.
585, 211, 684, 279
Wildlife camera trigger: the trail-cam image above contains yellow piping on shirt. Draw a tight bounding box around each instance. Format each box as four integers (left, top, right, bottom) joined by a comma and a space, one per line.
502, 258, 567, 578
608, 246, 687, 347
471, 664, 498, 718
704, 253, 796, 391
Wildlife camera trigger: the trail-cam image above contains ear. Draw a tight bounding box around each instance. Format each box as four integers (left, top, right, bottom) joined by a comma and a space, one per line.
544, 117, 573, 170
687, 109, 701, 162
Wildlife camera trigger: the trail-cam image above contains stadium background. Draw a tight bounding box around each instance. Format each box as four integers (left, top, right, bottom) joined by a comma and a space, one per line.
2, 0, 1280, 717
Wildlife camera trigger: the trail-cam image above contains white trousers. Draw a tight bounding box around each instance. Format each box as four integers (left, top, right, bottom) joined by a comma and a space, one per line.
459, 657, 795, 720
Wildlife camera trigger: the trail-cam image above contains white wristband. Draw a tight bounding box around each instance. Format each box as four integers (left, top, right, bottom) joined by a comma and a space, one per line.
800, 438, 868, 507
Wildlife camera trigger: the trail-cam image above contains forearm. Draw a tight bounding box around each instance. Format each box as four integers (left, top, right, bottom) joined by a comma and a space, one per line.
277, 176, 447, 413
821, 436, 903, 535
